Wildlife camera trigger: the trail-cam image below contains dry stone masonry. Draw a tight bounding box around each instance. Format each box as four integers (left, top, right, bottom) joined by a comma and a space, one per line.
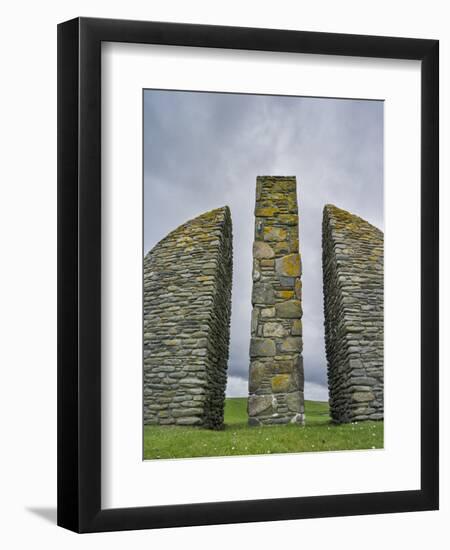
248, 176, 305, 426
143, 206, 233, 429
322, 204, 384, 423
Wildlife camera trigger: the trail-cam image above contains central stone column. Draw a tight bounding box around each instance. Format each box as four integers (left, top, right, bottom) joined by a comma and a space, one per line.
248, 176, 305, 425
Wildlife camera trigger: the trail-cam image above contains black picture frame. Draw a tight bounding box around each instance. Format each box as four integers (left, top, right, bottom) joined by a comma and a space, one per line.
57, 16, 439, 533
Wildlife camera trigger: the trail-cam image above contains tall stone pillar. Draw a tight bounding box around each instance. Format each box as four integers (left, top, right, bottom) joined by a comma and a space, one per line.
322, 204, 384, 423
144, 206, 233, 430
248, 176, 305, 426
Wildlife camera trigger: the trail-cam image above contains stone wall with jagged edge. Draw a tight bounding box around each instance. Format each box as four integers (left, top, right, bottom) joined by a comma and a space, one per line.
322, 204, 384, 423
143, 207, 232, 429
248, 176, 305, 426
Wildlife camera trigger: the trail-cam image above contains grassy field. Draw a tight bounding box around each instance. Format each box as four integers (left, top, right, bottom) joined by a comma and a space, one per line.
143, 398, 383, 460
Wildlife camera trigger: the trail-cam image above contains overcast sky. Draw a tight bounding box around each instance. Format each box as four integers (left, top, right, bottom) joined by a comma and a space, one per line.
144, 90, 383, 401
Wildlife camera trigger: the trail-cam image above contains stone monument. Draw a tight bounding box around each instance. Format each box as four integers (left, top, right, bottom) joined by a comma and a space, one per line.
248, 176, 305, 426
322, 204, 384, 423
143, 206, 233, 429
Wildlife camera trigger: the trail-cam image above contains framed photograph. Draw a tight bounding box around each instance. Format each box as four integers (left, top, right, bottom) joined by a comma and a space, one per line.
57, 17, 439, 533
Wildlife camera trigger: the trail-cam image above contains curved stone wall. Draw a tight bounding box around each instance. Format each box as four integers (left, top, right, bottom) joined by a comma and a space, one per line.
248, 176, 305, 426
143, 206, 233, 429
322, 204, 384, 423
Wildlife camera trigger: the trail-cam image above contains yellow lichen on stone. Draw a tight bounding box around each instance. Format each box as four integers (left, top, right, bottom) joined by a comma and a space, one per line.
277, 290, 294, 299
263, 226, 287, 241
274, 241, 290, 254
278, 214, 298, 225
276, 253, 301, 277
271, 374, 291, 393
255, 206, 278, 217
292, 319, 302, 335
176, 236, 193, 247
369, 248, 383, 262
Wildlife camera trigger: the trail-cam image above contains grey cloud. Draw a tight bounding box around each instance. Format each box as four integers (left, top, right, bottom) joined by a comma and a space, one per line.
144, 90, 383, 393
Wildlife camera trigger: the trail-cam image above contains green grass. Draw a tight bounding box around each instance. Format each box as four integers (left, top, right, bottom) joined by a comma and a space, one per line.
143, 398, 383, 460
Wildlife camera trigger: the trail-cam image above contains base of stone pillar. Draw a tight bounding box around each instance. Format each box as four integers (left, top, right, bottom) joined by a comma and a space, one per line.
247, 414, 305, 426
